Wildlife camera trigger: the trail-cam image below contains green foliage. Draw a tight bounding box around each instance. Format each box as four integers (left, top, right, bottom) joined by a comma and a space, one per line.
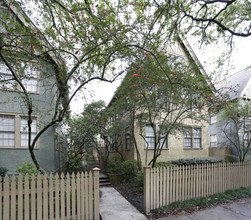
218, 100, 251, 162
16, 162, 38, 177
107, 156, 122, 174
224, 154, 239, 162
154, 161, 175, 168
171, 158, 223, 166
66, 153, 83, 174
156, 186, 251, 214
120, 160, 138, 182
0, 167, 8, 178
134, 170, 144, 191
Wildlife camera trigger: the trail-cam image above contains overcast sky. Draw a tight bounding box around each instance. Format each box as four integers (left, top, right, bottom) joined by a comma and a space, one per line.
71, 37, 251, 115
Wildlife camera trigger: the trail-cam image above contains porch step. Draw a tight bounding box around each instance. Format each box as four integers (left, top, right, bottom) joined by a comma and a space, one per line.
99, 173, 111, 186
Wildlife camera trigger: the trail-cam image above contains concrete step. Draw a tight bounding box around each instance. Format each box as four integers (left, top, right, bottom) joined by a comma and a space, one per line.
99, 174, 111, 186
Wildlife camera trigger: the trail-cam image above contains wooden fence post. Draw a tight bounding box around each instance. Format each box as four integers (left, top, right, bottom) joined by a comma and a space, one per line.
144, 166, 151, 214
93, 167, 100, 220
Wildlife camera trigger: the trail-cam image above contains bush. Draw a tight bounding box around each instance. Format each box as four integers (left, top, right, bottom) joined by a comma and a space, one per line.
120, 160, 138, 182
171, 157, 223, 166
225, 154, 239, 162
134, 170, 144, 191
106, 156, 122, 174
67, 153, 83, 173
0, 167, 8, 178
16, 162, 38, 177
154, 161, 175, 168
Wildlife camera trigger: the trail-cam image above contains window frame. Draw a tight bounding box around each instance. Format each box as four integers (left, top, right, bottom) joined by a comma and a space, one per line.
145, 124, 168, 149
0, 113, 39, 149
183, 127, 202, 149
0, 61, 40, 94
125, 127, 130, 151
210, 115, 217, 124
210, 134, 217, 147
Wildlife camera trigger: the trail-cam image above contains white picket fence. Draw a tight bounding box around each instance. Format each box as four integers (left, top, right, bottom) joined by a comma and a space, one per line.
144, 162, 251, 213
0, 168, 100, 220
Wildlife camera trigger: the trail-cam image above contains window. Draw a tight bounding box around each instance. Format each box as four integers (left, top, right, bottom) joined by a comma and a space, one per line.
184, 127, 201, 148
184, 128, 192, 148
210, 134, 217, 147
145, 125, 155, 148
0, 114, 38, 148
125, 127, 130, 150
0, 61, 39, 93
0, 115, 15, 147
244, 131, 251, 147
21, 63, 39, 93
159, 132, 167, 149
210, 116, 217, 124
20, 117, 37, 147
0, 62, 15, 89
145, 125, 167, 149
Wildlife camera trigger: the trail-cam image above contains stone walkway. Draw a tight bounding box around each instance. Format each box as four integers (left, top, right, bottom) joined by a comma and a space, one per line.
99, 186, 147, 220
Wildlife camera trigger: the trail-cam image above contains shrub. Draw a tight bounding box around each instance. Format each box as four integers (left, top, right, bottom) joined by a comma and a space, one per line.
154, 161, 175, 168
134, 170, 144, 191
0, 167, 8, 178
225, 154, 239, 162
120, 159, 138, 182
106, 156, 122, 174
16, 162, 38, 177
67, 153, 83, 173
171, 157, 223, 166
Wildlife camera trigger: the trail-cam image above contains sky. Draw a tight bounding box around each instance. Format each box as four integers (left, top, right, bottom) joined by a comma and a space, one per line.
71, 37, 251, 115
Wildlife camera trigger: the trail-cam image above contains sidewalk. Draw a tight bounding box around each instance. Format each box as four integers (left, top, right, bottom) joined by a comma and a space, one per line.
100, 186, 147, 220
158, 197, 251, 220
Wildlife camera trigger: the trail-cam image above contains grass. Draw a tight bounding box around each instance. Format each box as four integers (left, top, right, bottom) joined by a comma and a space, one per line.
155, 186, 251, 214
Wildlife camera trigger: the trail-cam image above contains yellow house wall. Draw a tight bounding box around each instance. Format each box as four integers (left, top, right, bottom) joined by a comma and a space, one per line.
133, 118, 209, 165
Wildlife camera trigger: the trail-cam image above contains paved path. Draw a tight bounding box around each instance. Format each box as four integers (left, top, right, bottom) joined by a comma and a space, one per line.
100, 186, 147, 220
158, 197, 251, 220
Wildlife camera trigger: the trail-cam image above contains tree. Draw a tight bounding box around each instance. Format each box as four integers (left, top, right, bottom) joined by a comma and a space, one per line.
0, 0, 249, 171
64, 100, 127, 171
109, 51, 214, 167
0, 0, 145, 172
62, 100, 105, 172
218, 100, 251, 162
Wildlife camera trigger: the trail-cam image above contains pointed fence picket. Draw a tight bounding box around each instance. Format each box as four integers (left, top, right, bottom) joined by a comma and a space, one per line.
144, 162, 251, 213
0, 168, 100, 220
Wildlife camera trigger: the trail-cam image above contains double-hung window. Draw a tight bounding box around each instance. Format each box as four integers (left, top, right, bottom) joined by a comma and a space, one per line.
0, 61, 39, 93
145, 125, 167, 149
210, 134, 217, 147
20, 117, 37, 147
184, 127, 201, 149
21, 63, 39, 93
145, 125, 155, 148
0, 62, 15, 89
0, 115, 15, 147
0, 114, 38, 148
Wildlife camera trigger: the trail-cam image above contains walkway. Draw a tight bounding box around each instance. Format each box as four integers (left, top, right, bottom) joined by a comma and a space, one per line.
99, 186, 147, 220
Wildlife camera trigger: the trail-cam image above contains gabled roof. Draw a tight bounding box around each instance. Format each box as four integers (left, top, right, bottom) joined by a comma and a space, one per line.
220, 68, 251, 100
2, 0, 64, 66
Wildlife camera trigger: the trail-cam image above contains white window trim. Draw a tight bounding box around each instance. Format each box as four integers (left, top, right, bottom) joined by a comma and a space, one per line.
0, 113, 39, 149
210, 134, 217, 147
210, 115, 217, 124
